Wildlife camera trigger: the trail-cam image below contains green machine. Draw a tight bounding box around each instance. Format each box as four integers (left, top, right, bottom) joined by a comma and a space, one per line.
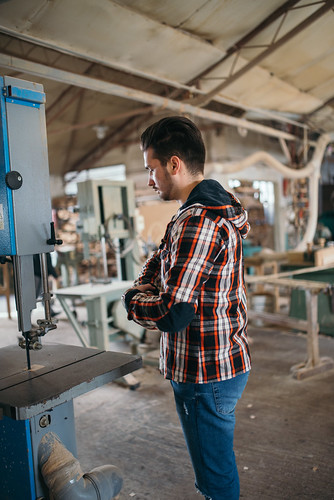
289, 268, 334, 337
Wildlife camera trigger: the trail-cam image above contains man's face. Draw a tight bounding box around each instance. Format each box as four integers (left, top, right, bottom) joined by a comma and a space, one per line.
144, 147, 175, 201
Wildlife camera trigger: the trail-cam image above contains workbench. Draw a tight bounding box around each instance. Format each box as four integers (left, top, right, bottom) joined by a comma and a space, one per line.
0, 344, 142, 499
55, 280, 134, 351
246, 264, 334, 379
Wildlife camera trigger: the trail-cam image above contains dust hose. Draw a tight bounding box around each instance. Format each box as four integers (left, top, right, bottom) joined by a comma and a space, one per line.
38, 431, 123, 500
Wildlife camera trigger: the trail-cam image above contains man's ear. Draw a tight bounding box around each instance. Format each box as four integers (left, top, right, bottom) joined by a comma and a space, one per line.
169, 155, 182, 174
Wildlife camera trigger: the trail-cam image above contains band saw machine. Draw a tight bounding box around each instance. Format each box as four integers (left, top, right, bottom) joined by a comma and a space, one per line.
0, 75, 142, 499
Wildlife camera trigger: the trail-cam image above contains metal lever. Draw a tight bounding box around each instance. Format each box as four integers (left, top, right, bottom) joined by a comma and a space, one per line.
47, 221, 63, 246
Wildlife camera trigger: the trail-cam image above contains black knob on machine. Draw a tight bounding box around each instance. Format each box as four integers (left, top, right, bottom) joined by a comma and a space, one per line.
5, 171, 23, 190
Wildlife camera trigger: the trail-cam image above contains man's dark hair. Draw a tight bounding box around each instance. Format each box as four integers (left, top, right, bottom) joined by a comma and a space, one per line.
140, 116, 206, 175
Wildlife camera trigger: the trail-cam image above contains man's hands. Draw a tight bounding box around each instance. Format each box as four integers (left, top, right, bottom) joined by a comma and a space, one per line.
134, 284, 157, 294
122, 283, 159, 312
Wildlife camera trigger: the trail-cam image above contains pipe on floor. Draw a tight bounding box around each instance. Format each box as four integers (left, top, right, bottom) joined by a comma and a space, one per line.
38, 431, 123, 500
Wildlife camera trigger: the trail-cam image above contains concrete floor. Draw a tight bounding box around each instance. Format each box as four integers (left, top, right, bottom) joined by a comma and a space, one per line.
1, 296, 334, 500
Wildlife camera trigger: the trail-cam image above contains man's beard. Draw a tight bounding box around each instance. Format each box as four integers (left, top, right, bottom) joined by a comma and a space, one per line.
158, 172, 174, 201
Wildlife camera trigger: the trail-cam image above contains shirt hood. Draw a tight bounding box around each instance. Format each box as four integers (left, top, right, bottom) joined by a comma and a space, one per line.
180, 179, 250, 239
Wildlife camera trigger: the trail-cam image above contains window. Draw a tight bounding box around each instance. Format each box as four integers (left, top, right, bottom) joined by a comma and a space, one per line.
64, 164, 126, 195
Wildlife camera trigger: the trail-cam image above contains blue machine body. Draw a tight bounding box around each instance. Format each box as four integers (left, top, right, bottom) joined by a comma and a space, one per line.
0, 76, 57, 499
0, 76, 140, 500
0, 417, 36, 499
0, 401, 77, 500
0, 76, 15, 255
0, 75, 52, 257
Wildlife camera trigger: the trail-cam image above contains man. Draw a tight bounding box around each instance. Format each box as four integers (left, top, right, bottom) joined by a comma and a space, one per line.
122, 116, 251, 500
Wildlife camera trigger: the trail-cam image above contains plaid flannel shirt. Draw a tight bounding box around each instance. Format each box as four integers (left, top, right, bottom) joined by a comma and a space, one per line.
123, 179, 251, 383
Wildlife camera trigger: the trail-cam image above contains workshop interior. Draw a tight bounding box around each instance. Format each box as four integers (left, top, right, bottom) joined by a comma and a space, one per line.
0, 1, 334, 499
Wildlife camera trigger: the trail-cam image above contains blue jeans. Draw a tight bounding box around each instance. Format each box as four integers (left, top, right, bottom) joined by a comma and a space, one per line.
171, 371, 249, 500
